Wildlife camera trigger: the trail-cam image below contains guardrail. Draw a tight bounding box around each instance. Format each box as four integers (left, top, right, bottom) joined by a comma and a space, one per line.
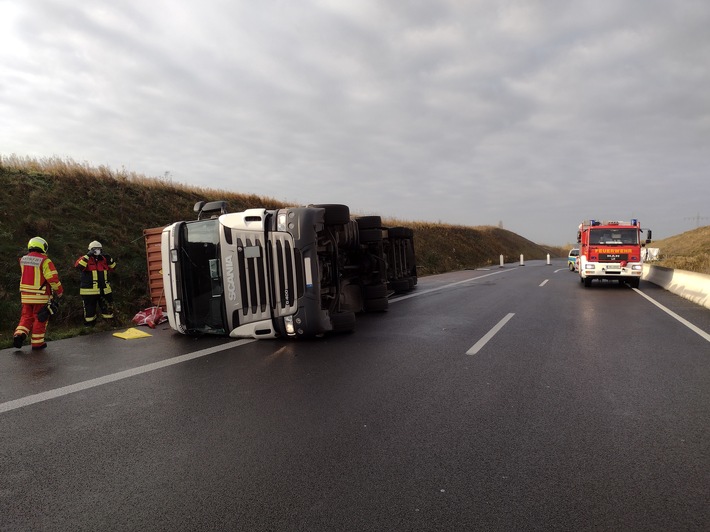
642, 264, 710, 310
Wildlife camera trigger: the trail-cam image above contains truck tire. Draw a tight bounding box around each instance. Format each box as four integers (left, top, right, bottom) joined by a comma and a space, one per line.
355, 216, 382, 230
330, 311, 356, 332
387, 227, 411, 239
584, 277, 592, 287
359, 228, 383, 243
629, 278, 640, 288
340, 220, 359, 248
364, 297, 388, 312
311, 204, 350, 225
390, 278, 411, 293
363, 283, 387, 299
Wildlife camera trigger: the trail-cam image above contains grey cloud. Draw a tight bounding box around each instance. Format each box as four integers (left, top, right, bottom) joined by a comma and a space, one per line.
1, 0, 709, 243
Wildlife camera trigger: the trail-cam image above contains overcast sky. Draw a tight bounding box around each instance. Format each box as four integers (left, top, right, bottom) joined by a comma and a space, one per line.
2, 0, 709, 245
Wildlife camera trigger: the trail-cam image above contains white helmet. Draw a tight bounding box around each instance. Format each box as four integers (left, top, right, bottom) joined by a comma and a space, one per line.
88, 240, 102, 250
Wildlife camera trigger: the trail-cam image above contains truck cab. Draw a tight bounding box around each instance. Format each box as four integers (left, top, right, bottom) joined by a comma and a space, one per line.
576, 219, 652, 288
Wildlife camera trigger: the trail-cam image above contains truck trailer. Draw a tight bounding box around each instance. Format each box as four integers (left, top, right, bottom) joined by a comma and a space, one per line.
160, 201, 417, 339
576, 219, 652, 288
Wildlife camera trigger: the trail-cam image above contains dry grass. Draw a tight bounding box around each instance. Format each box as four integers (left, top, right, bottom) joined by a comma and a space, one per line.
0, 154, 284, 205
651, 225, 710, 274
655, 253, 710, 274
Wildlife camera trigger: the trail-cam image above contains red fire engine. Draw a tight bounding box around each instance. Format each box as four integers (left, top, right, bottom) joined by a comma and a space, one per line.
576, 219, 652, 288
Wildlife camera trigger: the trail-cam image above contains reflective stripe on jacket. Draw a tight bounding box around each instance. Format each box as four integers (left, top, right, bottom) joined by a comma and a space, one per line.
75, 254, 116, 295
19, 252, 63, 304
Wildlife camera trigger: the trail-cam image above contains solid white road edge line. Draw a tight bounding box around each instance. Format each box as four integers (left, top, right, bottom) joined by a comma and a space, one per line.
466, 313, 516, 355
632, 288, 710, 343
390, 269, 513, 304
0, 339, 256, 414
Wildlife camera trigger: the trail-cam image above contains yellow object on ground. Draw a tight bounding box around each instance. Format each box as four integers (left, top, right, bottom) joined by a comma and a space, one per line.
113, 328, 153, 340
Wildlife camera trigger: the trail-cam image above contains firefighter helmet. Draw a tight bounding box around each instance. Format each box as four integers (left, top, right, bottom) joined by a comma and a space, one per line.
28, 236, 48, 253
88, 240, 102, 251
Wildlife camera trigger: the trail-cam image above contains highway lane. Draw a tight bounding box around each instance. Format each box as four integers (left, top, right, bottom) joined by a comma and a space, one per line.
1, 260, 708, 531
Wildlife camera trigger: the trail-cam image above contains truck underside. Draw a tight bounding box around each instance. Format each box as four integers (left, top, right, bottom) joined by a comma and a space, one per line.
160, 202, 417, 339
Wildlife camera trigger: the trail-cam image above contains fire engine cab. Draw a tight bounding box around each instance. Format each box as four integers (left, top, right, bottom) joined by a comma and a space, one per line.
577, 219, 652, 288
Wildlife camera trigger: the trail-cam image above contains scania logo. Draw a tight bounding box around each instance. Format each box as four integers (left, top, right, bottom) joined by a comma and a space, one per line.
225, 255, 237, 301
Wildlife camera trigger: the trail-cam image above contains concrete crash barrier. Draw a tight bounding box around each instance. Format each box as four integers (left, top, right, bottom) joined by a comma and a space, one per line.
642, 264, 710, 310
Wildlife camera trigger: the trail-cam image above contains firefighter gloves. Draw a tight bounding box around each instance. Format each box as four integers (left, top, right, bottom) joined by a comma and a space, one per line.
37, 298, 59, 323
88, 241, 102, 256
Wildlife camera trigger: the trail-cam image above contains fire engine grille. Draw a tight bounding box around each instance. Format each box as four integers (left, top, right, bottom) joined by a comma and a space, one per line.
235, 233, 297, 321
599, 253, 629, 262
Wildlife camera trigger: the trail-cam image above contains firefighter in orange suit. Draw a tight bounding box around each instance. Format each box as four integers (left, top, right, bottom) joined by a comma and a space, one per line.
14, 237, 64, 350
75, 241, 117, 326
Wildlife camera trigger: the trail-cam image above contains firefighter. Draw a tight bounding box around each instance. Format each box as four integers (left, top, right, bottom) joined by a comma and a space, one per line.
75, 240, 117, 326
14, 236, 64, 350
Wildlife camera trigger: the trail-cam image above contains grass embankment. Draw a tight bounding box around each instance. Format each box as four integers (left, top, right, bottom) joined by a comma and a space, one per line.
1, 155, 562, 348
652, 225, 710, 275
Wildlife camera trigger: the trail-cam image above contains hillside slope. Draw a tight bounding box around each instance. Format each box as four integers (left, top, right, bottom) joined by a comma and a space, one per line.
651, 225, 710, 273
1, 156, 562, 346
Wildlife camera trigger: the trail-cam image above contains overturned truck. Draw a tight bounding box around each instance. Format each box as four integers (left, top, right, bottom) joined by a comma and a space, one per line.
160, 201, 416, 339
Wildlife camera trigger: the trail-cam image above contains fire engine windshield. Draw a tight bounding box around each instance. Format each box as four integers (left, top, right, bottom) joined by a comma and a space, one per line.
589, 228, 639, 245
178, 219, 227, 334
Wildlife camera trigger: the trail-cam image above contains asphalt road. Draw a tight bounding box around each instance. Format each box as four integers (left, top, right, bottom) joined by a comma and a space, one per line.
2, 260, 709, 531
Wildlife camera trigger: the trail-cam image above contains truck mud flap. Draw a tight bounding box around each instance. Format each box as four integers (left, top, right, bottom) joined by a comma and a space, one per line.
330, 311, 356, 332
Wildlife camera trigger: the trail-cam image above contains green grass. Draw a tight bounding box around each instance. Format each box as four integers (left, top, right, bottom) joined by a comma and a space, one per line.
1, 154, 565, 348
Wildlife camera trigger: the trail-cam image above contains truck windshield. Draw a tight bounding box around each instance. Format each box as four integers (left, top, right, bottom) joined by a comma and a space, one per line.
178, 219, 227, 334
589, 229, 639, 245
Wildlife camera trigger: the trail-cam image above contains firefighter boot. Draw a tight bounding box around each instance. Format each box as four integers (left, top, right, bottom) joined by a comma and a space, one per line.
13, 333, 27, 349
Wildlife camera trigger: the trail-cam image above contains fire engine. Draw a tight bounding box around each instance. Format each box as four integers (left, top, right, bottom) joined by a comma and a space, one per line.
576, 219, 652, 288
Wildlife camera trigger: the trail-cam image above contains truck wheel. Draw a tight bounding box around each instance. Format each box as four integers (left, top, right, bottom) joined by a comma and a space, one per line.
359, 228, 383, 243
355, 216, 382, 230
387, 227, 412, 239
390, 278, 411, 293
629, 278, 640, 288
364, 297, 388, 312
311, 204, 350, 225
330, 311, 356, 332
363, 283, 387, 299
584, 277, 592, 287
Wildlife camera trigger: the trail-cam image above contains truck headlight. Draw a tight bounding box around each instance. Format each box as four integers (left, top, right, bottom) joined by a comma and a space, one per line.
632, 265, 642, 270
278, 213, 288, 232
284, 315, 295, 335
585, 264, 595, 270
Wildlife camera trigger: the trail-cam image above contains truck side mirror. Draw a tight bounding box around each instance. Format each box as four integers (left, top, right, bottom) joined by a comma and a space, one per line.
195, 200, 228, 220
576, 231, 581, 243
646, 230, 652, 244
